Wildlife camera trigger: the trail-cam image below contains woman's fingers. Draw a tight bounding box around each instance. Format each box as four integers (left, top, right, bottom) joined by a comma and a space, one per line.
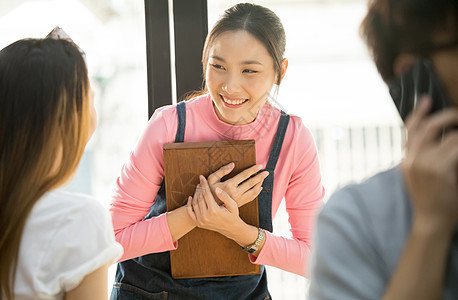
230, 164, 264, 185
215, 187, 238, 214
193, 183, 201, 199
237, 170, 269, 194
199, 175, 218, 210
190, 176, 240, 230
191, 175, 221, 226
186, 196, 197, 222
239, 182, 263, 207
205, 164, 266, 208
207, 162, 235, 184
191, 184, 206, 219
196, 188, 207, 213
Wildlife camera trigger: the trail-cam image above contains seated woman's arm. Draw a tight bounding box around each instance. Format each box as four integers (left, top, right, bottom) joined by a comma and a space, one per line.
65, 264, 109, 300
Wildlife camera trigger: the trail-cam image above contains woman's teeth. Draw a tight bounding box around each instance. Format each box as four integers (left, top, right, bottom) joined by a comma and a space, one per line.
222, 96, 246, 105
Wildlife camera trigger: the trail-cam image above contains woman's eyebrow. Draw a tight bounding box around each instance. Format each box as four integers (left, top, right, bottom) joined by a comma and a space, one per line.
210, 55, 263, 65
242, 60, 263, 65
210, 55, 225, 62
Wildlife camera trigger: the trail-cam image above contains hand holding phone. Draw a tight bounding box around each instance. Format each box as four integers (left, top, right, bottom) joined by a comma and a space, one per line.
397, 59, 458, 235
388, 59, 450, 122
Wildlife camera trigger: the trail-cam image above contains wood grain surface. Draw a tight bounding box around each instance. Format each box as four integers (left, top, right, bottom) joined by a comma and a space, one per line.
163, 140, 260, 278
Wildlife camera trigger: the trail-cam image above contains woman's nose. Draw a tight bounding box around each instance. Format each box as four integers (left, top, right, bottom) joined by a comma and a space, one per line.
222, 73, 242, 94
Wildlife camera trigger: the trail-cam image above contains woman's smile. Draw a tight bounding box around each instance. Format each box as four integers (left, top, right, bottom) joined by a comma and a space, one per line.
220, 94, 249, 107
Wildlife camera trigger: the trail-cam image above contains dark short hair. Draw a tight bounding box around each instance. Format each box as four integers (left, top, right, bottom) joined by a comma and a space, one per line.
360, 0, 458, 82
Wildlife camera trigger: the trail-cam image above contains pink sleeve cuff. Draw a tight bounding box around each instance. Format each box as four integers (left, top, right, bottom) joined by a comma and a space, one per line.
159, 213, 178, 250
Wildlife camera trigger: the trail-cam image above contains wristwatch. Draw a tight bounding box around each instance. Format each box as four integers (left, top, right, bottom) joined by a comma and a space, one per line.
242, 228, 265, 254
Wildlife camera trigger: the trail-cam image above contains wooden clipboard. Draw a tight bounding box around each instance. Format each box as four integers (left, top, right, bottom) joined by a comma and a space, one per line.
163, 140, 260, 278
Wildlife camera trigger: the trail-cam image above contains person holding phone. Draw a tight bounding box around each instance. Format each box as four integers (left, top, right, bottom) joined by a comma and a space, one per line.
110, 3, 325, 299
0, 29, 123, 299
309, 0, 458, 299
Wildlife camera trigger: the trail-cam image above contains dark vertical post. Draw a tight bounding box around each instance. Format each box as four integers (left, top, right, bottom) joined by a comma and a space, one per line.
173, 0, 208, 101
144, 0, 172, 118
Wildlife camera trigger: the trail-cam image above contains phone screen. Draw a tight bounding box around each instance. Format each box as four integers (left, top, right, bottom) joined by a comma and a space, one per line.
388, 59, 450, 122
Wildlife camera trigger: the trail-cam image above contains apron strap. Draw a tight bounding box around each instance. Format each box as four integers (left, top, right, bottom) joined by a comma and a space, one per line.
258, 111, 290, 233
175, 101, 186, 143
266, 112, 290, 171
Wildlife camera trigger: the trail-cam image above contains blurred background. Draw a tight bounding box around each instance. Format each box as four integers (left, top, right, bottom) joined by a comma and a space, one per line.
0, 0, 403, 298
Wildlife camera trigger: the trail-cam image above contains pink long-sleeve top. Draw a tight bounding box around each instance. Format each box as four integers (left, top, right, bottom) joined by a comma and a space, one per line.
110, 94, 325, 277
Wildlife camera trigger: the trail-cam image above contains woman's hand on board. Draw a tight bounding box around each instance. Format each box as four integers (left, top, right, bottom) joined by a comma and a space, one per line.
206, 162, 268, 207
186, 175, 243, 235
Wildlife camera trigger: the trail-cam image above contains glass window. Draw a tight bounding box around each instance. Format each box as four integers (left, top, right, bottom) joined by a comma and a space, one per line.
0, 0, 148, 204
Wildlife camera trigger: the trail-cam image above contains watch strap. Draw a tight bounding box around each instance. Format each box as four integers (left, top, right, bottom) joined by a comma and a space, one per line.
242, 228, 265, 254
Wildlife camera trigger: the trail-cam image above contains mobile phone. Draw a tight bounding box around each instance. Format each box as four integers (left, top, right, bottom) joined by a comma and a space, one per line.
388, 59, 450, 122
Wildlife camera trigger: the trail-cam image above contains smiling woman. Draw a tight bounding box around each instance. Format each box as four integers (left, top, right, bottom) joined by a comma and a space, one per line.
206, 30, 285, 125
109, 3, 324, 300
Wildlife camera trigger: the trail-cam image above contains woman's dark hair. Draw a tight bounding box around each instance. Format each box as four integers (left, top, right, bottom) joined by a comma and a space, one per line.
0, 38, 90, 299
360, 0, 458, 83
202, 2, 286, 87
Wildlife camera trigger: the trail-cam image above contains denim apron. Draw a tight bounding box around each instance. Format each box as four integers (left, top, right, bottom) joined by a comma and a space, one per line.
111, 101, 290, 300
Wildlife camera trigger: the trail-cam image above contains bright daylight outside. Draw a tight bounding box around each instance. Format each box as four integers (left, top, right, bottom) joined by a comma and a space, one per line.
0, 0, 402, 299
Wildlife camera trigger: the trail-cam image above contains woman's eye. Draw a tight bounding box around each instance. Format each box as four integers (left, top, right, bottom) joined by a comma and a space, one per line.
243, 69, 258, 74
210, 64, 225, 70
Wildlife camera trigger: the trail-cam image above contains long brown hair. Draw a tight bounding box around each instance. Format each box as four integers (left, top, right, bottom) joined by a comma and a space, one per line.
0, 38, 90, 299
184, 3, 286, 101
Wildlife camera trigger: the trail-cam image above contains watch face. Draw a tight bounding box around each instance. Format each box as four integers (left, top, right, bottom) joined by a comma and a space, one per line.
247, 248, 256, 254
242, 244, 257, 253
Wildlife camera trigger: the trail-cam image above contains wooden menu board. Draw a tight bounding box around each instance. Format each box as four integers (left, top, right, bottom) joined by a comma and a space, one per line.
163, 140, 260, 278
